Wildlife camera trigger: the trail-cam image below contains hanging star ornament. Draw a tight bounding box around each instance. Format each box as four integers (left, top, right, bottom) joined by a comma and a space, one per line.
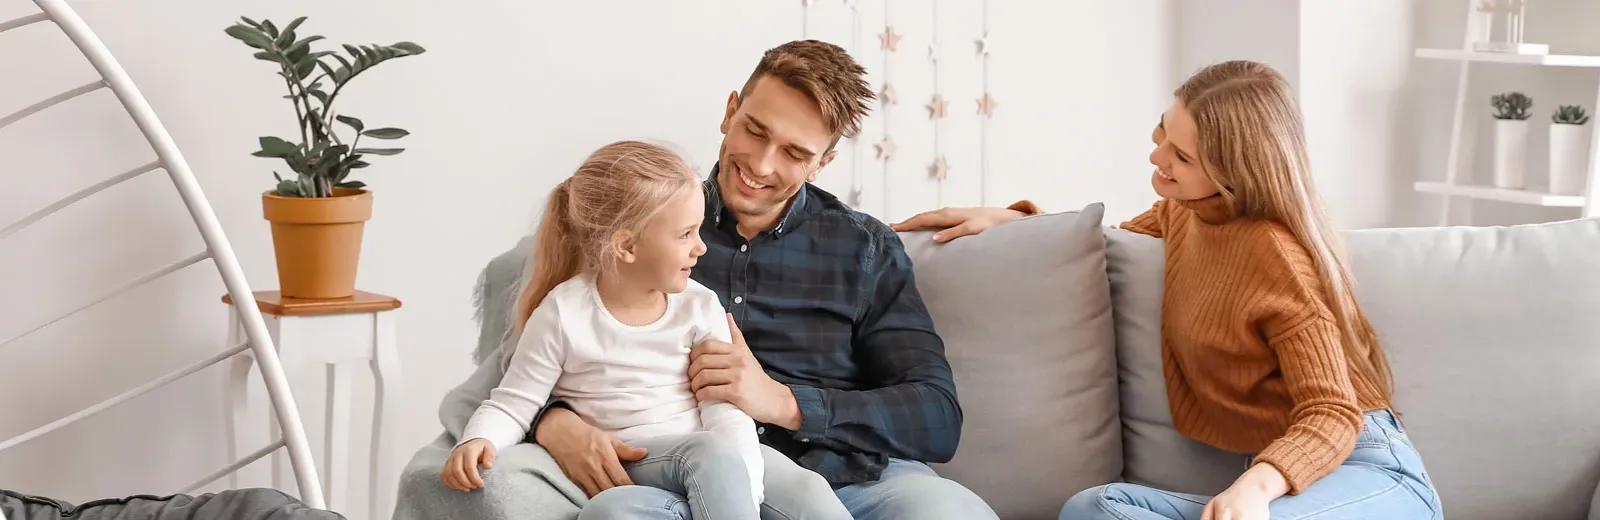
926, 94, 948, 120
930, 156, 951, 181
975, 33, 992, 56
880, 83, 899, 106
843, 0, 858, 9
874, 137, 898, 160
927, 43, 939, 62
976, 92, 999, 117
848, 184, 864, 207
879, 26, 902, 52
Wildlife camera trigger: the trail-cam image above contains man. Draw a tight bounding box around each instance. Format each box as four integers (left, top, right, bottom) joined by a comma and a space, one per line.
393, 40, 997, 520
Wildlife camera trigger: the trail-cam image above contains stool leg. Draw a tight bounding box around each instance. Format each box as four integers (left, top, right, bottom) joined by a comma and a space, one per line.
223, 315, 254, 489
370, 312, 402, 520
325, 362, 355, 513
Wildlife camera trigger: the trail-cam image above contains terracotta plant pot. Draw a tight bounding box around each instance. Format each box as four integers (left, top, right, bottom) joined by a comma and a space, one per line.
262, 187, 372, 299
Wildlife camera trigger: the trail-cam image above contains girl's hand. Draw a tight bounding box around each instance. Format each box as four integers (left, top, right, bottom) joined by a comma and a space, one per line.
1202, 463, 1288, 520
890, 206, 1027, 243
441, 438, 497, 492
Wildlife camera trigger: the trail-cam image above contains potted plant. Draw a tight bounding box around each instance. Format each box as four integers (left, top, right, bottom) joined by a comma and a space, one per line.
1549, 104, 1590, 195
224, 16, 424, 299
1491, 91, 1533, 189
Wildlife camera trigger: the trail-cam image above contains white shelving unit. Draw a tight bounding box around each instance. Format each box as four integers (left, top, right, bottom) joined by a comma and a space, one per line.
1413, 0, 1600, 224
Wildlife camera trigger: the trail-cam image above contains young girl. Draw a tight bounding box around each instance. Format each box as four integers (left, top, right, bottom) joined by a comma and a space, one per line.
438, 140, 778, 518
892, 61, 1443, 519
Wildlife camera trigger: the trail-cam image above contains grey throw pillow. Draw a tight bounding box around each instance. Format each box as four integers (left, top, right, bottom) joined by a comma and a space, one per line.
905, 203, 1122, 520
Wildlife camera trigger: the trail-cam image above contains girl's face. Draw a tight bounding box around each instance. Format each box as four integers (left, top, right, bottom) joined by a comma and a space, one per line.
615, 186, 708, 295
1148, 99, 1222, 201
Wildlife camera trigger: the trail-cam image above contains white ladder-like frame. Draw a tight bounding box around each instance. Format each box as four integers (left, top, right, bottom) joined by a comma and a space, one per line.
0, 0, 325, 509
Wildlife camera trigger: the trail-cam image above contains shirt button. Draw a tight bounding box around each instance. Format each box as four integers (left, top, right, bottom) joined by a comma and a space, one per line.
733, 296, 744, 304
740, 244, 748, 252
757, 426, 766, 435
800, 438, 810, 443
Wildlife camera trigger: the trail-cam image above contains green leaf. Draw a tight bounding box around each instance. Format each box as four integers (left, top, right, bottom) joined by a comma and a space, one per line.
239, 16, 260, 28
354, 147, 404, 156
349, 160, 370, 169
276, 178, 303, 197
273, 171, 284, 182
254, 136, 299, 158
224, 24, 274, 50
252, 51, 278, 63
308, 87, 331, 107
294, 56, 316, 79
280, 16, 308, 37
336, 115, 365, 132
284, 35, 324, 60
336, 181, 367, 189
261, 19, 279, 38
275, 29, 295, 49
390, 41, 426, 55
361, 128, 408, 139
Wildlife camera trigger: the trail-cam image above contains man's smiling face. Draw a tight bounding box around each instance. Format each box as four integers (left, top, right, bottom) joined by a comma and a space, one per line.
715, 75, 838, 232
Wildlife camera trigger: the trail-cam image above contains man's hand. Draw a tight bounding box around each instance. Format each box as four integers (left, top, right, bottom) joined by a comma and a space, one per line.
890, 206, 1026, 243
688, 314, 801, 430
441, 438, 496, 492
533, 406, 647, 497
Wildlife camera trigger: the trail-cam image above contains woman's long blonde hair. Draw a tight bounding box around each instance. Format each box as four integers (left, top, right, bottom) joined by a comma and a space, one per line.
1176, 60, 1394, 402
513, 140, 701, 334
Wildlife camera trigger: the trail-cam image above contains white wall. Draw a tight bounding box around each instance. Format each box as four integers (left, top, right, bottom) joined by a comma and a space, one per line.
0, 1, 1176, 518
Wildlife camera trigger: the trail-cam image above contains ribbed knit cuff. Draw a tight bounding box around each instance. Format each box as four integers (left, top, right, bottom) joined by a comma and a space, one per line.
1253, 435, 1333, 495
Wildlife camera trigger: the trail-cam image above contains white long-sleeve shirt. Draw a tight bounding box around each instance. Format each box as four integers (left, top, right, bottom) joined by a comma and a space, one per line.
460, 274, 763, 505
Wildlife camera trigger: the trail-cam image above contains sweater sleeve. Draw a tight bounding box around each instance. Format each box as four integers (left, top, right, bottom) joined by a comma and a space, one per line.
1248, 235, 1363, 495
1118, 199, 1167, 238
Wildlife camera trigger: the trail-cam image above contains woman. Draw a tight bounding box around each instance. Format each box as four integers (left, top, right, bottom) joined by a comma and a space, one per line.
892, 61, 1442, 519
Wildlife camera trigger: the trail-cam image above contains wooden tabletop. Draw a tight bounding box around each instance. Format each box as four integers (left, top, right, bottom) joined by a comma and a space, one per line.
222, 290, 402, 317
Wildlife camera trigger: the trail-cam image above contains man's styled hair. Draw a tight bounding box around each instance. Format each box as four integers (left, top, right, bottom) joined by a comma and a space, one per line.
739, 40, 875, 150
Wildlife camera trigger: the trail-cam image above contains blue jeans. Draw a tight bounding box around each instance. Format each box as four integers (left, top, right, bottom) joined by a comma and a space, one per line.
576, 432, 760, 520
582, 446, 998, 520
1059, 409, 1442, 520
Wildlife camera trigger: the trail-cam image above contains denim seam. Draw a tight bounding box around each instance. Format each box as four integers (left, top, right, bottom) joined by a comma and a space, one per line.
631, 454, 716, 520
1094, 485, 1141, 520
1281, 467, 1402, 520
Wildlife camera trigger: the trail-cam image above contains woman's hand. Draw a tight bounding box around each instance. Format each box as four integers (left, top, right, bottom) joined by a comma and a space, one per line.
534, 406, 648, 497
1202, 463, 1288, 520
441, 438, 497, 492
890, 206, 1028, 243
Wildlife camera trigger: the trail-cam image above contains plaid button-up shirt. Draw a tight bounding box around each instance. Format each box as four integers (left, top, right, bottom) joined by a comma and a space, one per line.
693, 163, 964, 485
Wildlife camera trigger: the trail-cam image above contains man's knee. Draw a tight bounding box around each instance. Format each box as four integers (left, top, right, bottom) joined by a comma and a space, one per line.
858, 473, 997, 520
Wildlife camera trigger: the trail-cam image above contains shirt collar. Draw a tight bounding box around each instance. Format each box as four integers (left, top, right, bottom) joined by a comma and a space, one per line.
705, 161, 809, 237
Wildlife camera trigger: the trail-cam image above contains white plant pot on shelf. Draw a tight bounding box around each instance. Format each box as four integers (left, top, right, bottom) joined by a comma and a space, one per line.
1548, 122, 1590, 195
1494, 119, 1530, 189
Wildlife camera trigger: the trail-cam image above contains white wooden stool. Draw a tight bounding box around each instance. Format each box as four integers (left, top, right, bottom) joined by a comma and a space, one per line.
222, 290, 402, 520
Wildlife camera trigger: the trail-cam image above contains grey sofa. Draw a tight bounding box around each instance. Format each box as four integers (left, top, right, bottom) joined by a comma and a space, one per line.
419, 202, 1600, 520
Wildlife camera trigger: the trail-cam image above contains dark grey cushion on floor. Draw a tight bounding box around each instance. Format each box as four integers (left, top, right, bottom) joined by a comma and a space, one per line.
0, 487, 344, 520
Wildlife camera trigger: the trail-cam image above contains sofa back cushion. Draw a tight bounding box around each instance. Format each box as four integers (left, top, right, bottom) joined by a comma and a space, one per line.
903, 203, 1123, 520
1107, 217, 1600, 519
1105, 228, 1250, 495
1342, 218, 1600, 520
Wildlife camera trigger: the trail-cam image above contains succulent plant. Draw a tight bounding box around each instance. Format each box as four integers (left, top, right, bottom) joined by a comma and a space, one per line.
1491, 92, 1533, 120
225, 16, 425, 197
1552, 104, 1589, 125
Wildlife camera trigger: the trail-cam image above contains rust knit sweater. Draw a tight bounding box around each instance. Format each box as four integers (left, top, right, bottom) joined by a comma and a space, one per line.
1007, 196, 1390, 494
1118, 195, 1390, 494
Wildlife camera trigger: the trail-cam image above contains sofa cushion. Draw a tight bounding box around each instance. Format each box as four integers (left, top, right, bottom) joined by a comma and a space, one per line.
903, 203, 1122, 520
1105, 228, 1250, 496
1342, 218, 1600, 520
